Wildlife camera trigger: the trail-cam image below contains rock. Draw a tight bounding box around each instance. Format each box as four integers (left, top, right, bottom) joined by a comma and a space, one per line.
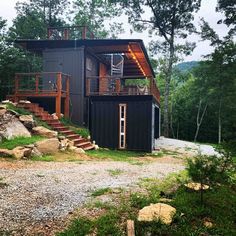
12, 146, 32, 159
94, 144, 99, 150
0, 149, 13, 157
59, 138, 69, 148
159, 198, 173, 203
1, 100, 10, 104
58, 135, 66, 140
19, 100, 31, 104
35, 138, 60, 154
30, 147, 42, 157
0, 112, 31, 140
137, 203, 176, 225
24, 144, 35, 148
19, 115, 36, 129
184, 182, 209, 191
0, 109, 7, 116
32, 126, 57, 138
203, 218, 213, 228
68, 146, 77, 151
52, 113, 63, 119
74, 148, 85, 154
0, 104, 7, 109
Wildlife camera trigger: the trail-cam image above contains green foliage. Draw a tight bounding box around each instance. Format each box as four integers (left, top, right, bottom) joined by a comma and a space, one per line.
91, 187, 111, 197
57, 217, 93, 236
0, 136, 44, 150
72, 0, 123, 38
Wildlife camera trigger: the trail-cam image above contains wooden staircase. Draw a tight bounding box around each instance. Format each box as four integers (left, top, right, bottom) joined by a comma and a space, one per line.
17, 102, 95, 151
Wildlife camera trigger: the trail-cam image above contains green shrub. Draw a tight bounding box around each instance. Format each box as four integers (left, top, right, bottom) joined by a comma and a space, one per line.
91, 187, 111, 197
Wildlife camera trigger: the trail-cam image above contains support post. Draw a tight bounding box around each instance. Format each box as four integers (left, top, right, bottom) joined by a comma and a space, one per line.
56, 73, 62, 119
82, 26, 87, 39
64, 28, 69, 40
14, 74, 19, 102
35, 74, 39, 94
115, 79, 121, 94
86, 79, 90, 96
127, 220, 135, 236
64, 75, 70, 118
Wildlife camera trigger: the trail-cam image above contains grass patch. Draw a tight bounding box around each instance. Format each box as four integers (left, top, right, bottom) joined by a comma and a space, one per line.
91, 187, 111, 197
31, 155, 54, 162
107, 169, 124, 176
0, 136, 44, 150
58, 170, 236, 236
87, 149, 146, 161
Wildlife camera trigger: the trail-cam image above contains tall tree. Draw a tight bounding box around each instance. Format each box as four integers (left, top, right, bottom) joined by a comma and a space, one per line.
111, 0, 201, 136
72, 0, 123, 38
9, 0, 69, 40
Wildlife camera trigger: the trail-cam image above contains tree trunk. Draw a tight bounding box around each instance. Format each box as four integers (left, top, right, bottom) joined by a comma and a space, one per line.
163, 42, 174, 137
218, 98, 222, 144
194, 99, 208, 142
170, 101, 175, 138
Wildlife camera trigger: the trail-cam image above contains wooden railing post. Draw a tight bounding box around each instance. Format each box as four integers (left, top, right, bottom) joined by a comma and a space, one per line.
82, 26, 87, 39
115, 79, 121, 94
56, 73, 62, 119
64, 28, 69, 40
64, 75, 70, 118
35, 74, 39, 94
14, 74, 19, 102
86, 79, 90, 96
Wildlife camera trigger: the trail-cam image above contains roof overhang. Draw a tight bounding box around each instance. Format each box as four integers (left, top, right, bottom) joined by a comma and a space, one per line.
15, 39, 155, 78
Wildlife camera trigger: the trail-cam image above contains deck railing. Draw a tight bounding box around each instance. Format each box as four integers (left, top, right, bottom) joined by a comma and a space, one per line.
13, 72, 70, 118
47, 26, 95, 40
86, 76, 160, 103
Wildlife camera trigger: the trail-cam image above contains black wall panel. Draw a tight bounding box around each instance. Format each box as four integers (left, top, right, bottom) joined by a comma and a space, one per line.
90, 95, 155, 152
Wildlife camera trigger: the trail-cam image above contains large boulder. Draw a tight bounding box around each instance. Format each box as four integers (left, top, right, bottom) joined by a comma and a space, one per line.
0, 148, 13, 157
35, 138, 60, 154
0, 111, 31, 140
19, 115, 36, 129
12, 146, 32, 159
138, 203, 176, 225
32, 126, 57, 138
184, 182, 209, 191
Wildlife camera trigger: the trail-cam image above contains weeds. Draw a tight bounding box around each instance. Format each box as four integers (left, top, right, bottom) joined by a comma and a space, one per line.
107, 169, 124, 176
91, 187, 111, 197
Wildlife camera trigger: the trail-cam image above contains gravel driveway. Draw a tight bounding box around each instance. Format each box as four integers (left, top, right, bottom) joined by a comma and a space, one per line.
0, 158, 184, 234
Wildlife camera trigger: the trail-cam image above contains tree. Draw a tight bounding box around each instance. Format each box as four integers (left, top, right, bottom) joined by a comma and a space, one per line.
111, 0, 201, 137
9, 0, 69, 40
72, 0, 123, 38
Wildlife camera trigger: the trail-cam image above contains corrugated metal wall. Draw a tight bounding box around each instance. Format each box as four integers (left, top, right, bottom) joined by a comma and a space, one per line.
43, 47, 85, 125
90, 95, 155, 152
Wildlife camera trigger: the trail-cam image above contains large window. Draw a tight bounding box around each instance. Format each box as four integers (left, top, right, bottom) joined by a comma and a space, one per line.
119, 104, 127, 149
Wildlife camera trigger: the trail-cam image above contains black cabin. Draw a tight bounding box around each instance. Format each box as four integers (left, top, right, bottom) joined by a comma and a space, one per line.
10, 26, 161, 152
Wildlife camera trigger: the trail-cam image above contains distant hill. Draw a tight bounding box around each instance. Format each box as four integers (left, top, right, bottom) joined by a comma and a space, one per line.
175, 61, 199, 72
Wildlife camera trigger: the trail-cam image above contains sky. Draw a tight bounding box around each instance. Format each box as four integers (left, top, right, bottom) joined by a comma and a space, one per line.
0, 0, 230, 62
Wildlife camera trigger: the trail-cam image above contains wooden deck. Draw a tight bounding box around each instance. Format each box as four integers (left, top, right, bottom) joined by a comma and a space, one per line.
10, 72, 70, 118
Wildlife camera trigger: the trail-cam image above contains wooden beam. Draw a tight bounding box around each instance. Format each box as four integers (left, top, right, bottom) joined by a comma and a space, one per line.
56, 73, 62, 119
127, 220, 135, 236
64, 75, 70, 118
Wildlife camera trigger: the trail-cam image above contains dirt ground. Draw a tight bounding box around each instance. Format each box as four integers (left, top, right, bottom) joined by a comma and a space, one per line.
0, 155, 184, 235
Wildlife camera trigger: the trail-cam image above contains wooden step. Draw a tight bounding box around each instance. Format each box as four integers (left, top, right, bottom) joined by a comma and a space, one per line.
55, 127, 69, 132
76, 141, 91, 148
45, 119, 60, 124
66, 134, 81, 140
73, 138, 85, 145
82, 144, 95, 151
60, 130, 75, 135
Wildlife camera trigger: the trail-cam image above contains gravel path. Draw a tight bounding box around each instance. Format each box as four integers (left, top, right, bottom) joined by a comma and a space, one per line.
155, 137, 219, 156
0, 159, 184, 234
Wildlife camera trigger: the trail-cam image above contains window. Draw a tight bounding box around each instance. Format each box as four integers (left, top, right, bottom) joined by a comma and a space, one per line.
86, 58, 93, 71
119, 104, 127, 149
